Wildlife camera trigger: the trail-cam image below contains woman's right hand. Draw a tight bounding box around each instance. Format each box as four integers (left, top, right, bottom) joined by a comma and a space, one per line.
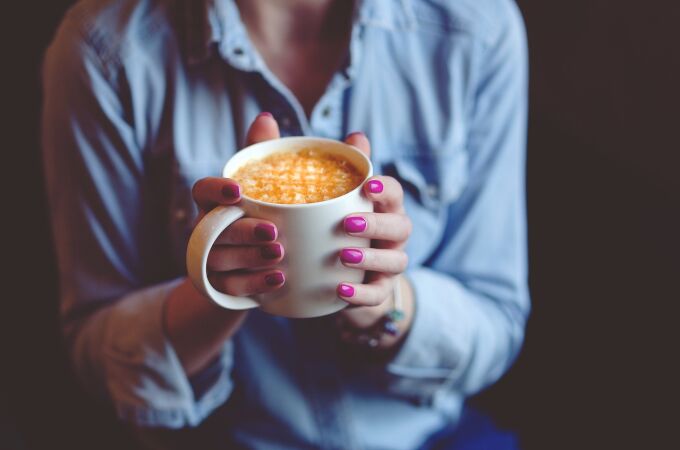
168, 178, 283, 376
165, 113, 284, 376
190, 177, 286, 296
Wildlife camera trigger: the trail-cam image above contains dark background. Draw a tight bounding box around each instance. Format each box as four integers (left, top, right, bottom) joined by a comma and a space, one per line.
5, 1, 679, 449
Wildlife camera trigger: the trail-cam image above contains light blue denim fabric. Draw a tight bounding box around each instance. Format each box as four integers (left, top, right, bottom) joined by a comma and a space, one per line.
42, 0, 529, 448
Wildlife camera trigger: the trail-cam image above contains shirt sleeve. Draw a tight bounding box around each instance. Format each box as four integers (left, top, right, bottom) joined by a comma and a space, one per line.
385, 3, 530, 400
42, 16, 233, 428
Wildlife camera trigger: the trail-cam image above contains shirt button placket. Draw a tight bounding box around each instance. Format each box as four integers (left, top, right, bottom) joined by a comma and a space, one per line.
278, 113, 304, 136
312, 102, 341, 138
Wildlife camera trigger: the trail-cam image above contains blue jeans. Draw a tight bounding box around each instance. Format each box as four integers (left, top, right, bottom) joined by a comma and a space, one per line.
419, 407, 520, 450
133, 404, 519, 450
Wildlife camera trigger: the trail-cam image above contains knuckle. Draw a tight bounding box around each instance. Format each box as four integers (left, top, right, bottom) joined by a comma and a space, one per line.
382, 175, 398, 185
234, 222, 251, 244
390, 178, 404, 196
191, 180, 204, 202
248, 247, 267, 265
366, 289, 384, 306
377, 277, 393, 296
388, 252, 407, 273
222, 280, 238, 296
374, 213, 388, 232
249, 274, 270, 294
384, 176, 403, 194
403, 215, 413, 236
213, 276, 233, 295
370, 295, 385, 307
206, 250, 222, 270
400, 252, 409, 270
362, 249, 375, 266
220, 220, 249, 245
381, 284, 392, 301
241, 277, 258, 295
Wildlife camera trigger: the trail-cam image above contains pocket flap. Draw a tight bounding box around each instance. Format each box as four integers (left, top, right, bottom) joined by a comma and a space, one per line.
389, 147, 468, 210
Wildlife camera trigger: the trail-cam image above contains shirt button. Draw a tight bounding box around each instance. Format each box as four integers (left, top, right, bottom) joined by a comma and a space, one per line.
174, 209, 187, 221
321, 106, 332, 118
280, 116, 292, 128
233, 47, 244, 56
426, 184, 439, 198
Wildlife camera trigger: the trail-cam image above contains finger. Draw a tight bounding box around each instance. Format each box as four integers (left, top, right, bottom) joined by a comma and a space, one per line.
344, 131, 371, 158
338, 305, 385, 329
336, 276, 393, 307
339, 248, 408, 274
214, 218, 278, 245
209, 270, 285, 296
362, 176, 405, 214
207, 242, 284, 271
192, 177, 241, 211
246, 112, 280, 146
343, 213, 412, 242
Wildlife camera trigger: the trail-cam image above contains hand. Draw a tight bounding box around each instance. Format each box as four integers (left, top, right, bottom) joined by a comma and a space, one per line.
192, 113, 287, 296
165, 113, 286, 376
335, 132, 415, 350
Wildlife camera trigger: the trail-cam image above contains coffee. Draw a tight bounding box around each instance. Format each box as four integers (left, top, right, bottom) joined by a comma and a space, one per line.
232, 149, 364, 204
188, 136, 373, 317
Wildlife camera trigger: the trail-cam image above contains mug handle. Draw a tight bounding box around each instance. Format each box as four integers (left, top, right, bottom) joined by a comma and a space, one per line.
186, 206, 260, 310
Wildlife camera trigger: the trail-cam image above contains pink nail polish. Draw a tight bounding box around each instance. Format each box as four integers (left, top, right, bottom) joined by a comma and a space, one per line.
258, 112, 273, 119
344, 216, 367, 233
261, 243, 282, 260
340, 248, 363, 264
254, 223, 277, 241
265, 272, 285, 286
337, 283, 355, 298
367, 180, 384, 194
222, 184, 240, 199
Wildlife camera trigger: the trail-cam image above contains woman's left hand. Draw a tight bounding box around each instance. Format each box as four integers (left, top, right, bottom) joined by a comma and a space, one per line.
335, 132, 415, 350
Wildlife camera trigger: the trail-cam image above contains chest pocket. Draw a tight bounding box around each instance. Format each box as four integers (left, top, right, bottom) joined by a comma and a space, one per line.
382, 144, 469, 211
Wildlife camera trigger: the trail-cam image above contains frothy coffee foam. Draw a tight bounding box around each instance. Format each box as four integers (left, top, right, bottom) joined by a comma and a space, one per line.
232, 149, 364, 204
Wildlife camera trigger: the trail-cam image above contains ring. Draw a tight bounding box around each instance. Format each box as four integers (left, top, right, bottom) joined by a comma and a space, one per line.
342, 278, 405, 348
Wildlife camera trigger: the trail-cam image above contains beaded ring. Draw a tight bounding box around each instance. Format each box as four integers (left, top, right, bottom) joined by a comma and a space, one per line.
345, 279, 405, 348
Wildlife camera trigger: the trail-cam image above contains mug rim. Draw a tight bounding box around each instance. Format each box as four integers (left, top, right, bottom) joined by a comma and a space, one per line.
223, 136, 374, 209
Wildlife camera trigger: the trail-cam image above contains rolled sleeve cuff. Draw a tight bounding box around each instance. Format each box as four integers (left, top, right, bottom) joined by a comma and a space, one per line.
387, 268, 472, 383
88, 279, 234, 428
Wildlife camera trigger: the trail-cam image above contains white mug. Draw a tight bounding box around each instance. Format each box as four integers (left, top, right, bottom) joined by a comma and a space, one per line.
186, 137, 374, 318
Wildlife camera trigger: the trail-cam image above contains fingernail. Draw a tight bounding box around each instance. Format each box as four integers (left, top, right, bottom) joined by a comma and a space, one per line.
367, 179, 384, 194
347, 131, 366, 139
337, 283, 355, 298
261, 243, 282, 260
340, 248, 363, 264
265, 272, 285, 286
344, 216, 367, 233
254, 223, 277, 241
222, 184, 240, 199
258, 112, 273, 119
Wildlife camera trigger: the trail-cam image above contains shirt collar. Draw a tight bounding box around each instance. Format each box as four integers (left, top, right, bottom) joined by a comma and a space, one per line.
180, 0, 416, 66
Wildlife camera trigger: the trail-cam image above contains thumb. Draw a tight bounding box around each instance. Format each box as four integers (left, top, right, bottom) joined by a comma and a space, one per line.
246, 112, 281, 146
344, 131, 371, 158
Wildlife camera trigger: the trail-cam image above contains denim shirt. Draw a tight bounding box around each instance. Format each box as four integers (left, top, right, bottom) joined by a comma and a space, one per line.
42, 0, 529, 448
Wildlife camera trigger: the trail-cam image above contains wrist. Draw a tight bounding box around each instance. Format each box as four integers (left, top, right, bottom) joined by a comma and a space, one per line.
164, 278, 247, 376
